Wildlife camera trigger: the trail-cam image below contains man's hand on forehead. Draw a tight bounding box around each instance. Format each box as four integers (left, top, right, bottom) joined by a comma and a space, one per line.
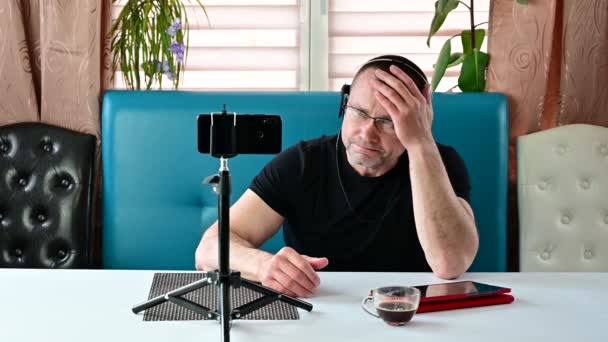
370, 65, 435, 150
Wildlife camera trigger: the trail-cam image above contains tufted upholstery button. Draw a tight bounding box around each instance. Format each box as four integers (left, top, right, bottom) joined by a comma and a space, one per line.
540, 249, 551, 260
604, 215, 608, 225
540, 251, 551, 260
42, 143, 53, 152
60, 178, 70, 188
561, 215, 571, 225
537, 181, 548, 190
37, 213, 47, 222
580, 179, 590, 189
14, 248, 23, 257
57, 249, 67, 259
0, 212, 3, 220
555, 145, 566, 155
601, 146, 608, 156
0, 143, 9, 153
18, 177, 28, 187
584, 250, 594, 260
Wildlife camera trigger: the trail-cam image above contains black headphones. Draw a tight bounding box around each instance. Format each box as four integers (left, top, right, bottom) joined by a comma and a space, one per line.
338, 55, 428, 119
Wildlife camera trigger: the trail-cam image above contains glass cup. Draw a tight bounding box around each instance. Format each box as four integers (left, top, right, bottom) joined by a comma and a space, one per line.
362, 286, 421, 326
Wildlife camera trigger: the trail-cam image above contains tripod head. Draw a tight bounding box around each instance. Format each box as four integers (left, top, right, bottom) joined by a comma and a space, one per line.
197, 105, 283, 159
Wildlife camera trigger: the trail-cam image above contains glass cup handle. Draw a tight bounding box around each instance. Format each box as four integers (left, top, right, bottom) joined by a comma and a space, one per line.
361, 296, 379, 317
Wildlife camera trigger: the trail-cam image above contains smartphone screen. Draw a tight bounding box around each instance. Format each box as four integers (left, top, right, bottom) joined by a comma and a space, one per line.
416, 281, 511, 302
197, 113, 282, 155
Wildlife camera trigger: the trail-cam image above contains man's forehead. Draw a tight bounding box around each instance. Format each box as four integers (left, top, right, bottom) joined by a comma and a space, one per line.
350, 67, 379, 90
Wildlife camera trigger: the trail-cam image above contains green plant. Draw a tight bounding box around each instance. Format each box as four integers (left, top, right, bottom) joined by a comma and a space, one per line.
427, 0, 526, 92
110, 0, 208, 90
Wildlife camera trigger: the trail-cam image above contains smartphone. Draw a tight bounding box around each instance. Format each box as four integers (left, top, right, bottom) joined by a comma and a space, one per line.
415, 281, 511, 303
197, 113, 282, 155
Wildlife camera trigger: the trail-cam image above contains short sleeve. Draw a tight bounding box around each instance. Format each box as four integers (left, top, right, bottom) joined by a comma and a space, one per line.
440, 145, 471, 203
249, 143, 305, 217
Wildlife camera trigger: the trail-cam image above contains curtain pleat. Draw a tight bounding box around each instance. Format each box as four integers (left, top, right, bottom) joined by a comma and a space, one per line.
0, 0, 40, 123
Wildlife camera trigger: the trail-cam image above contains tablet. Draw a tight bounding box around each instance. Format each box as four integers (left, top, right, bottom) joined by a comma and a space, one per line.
415, 280, 511, 303
416, 293, 514, 313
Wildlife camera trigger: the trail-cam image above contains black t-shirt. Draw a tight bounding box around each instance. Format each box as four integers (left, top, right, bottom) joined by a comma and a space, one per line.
249, 135, 470, 272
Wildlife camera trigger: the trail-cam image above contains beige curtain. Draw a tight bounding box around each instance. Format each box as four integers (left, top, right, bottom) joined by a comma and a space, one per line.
0, 0, 112, 266
0, 0, 112, 132
487, 0, 608, 270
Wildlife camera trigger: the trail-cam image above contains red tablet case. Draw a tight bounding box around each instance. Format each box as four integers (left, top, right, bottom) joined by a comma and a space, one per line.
417, 293, 514, 313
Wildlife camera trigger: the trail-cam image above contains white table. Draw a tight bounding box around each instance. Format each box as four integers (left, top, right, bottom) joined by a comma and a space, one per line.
1, 270, 606, 341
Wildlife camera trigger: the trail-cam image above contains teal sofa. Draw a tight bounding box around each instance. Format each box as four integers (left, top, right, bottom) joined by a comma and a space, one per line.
101, 91, 508, 271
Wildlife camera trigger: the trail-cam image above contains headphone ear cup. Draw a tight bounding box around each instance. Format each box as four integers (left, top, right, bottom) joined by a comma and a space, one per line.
339, 84, 350, 119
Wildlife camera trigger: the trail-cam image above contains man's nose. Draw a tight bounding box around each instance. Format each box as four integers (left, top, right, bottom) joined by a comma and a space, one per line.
359, 118, 380, 141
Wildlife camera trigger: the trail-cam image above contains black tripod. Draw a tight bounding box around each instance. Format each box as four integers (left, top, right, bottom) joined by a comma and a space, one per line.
132, 156, 312, 342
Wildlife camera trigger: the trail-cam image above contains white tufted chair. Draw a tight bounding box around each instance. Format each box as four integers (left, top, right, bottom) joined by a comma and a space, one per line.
517, 124, 608, 271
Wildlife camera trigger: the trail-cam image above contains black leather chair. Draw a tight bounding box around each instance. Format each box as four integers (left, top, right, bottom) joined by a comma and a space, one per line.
0, 123, 96, 268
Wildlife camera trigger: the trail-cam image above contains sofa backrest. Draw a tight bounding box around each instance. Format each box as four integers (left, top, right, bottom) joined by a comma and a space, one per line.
102, 91, 508, 271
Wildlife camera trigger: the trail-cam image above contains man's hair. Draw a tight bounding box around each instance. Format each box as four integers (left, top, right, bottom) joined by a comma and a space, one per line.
351, 55, 428, 92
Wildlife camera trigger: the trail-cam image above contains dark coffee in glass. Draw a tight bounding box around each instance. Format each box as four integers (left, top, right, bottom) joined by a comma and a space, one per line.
362, 286, 421, 326
376, 301, 417, 325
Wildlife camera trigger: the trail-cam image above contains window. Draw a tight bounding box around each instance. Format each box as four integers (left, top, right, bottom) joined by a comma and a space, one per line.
112, 0, 304, 90
111, 0, 488, 91
326, 0, 490, 92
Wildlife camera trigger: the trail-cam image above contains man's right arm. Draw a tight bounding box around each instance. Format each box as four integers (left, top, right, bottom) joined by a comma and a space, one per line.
195, 189, 328, 297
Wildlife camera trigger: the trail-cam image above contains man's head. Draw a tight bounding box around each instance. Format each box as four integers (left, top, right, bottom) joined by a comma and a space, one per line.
340, 55, 427, 177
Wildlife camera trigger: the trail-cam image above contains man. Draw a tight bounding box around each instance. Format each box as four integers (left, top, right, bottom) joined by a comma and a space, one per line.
195, 55, 478, 298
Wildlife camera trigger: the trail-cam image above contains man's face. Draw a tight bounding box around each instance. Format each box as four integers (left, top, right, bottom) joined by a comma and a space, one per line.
340, 68, 406, 177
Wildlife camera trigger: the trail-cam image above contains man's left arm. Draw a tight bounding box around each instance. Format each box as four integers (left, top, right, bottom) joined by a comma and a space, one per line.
408, 143, 478, 279
372, 65, 478, 279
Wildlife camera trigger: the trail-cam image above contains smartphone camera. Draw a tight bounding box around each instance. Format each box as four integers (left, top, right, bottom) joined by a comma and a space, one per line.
197, 108, 282, 157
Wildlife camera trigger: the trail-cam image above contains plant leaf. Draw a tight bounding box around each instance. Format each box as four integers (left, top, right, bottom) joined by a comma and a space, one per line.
458, 49, 490, 92
433, 51, 462, 68
447, 52, 464, 68
431, 39, 452, 91
461, 29, 485, 55
427, 0, 459, 47
437, 0, 452, 12
516, 0, 528, 4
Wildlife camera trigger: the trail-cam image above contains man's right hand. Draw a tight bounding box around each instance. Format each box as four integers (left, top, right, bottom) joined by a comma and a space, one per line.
256, 247, 329, 297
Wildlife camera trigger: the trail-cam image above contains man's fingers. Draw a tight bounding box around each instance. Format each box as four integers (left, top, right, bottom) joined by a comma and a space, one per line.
374, 91, 400, 120
280, 248, 320, 286
279, 257, 318, 292
272, 268, 314, 297
264, 279, 298, 297
259, 247, 326, 297
389, 65, 426, 104
302, 256, 329, 271
424, 84, 433, 106
372, 70, 411, 112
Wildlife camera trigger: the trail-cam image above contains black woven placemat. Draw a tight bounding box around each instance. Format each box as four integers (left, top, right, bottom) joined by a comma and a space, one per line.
142, 273, 299, 321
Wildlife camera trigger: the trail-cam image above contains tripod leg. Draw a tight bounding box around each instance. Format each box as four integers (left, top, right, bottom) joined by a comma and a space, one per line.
167, 296, 218, 320
132, 277, 214, 314
231, 295, 278, 319
239, 278, 313, 312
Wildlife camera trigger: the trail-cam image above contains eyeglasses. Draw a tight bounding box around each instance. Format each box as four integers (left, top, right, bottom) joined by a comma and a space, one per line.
345, 106, 395, 134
